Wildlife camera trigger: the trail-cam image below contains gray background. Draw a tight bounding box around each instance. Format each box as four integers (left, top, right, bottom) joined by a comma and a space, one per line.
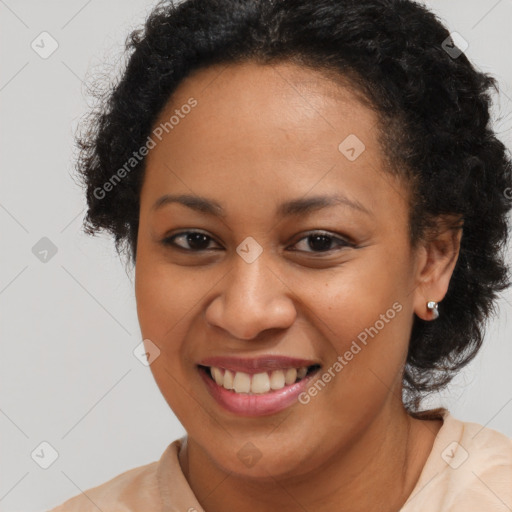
1, 1, 511, 510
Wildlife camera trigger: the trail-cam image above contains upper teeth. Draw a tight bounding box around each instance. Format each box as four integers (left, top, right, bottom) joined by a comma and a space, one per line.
210, 366, 309, 394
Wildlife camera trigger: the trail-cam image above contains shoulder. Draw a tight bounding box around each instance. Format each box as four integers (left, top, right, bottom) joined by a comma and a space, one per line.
402, 410, 512, 512
445, 412, 512, 483
452, 414, 512, 504
456, 413, 512, 462
47, 457, 162, 511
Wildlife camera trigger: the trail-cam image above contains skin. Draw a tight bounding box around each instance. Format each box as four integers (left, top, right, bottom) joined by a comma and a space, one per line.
134, 61, 462, 512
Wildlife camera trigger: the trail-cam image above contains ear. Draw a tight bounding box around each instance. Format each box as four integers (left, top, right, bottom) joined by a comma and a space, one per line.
412, 215, 463, 321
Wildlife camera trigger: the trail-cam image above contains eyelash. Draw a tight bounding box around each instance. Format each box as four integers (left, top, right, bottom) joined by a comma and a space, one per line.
161, 230, 354, 254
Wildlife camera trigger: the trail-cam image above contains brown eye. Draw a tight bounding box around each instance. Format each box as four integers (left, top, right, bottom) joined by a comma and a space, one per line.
290, 231, 353, 253
161, 230, 353, 254
162, 231, 221, 251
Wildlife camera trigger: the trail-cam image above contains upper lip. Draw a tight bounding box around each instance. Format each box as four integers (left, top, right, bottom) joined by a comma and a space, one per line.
198, 355, 320, 374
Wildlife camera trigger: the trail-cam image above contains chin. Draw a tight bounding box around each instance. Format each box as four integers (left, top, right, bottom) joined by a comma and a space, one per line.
199, 430, 326, 481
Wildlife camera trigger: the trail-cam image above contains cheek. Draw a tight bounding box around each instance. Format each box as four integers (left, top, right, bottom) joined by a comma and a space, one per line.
135, 258, 208, 343
135, 260, 208, 422
296, 250, 412, 400
302, 249, 409, 340
134, 259, 211, 412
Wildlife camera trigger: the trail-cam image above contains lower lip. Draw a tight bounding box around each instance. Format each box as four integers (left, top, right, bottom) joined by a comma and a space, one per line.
199, 366, 320, 417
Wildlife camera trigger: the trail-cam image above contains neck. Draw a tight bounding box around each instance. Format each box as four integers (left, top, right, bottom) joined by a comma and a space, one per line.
178, 403, 442, 512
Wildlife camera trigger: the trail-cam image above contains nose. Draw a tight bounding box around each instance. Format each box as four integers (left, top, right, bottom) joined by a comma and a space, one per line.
204, 252, 297, 341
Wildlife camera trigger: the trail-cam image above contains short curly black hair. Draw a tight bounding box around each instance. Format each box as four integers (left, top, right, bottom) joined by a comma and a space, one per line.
75, 0, 512, 413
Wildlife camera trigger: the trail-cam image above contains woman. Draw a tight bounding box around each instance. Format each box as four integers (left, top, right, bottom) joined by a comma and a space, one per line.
49, 0, 512, 510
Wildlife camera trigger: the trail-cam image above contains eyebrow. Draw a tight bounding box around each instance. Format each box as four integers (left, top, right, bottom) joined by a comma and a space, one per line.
151, 193, 372, 218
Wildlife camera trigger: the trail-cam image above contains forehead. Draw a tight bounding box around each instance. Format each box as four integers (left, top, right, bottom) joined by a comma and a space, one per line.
151, 60, 378, 141
141, 61, 407, 220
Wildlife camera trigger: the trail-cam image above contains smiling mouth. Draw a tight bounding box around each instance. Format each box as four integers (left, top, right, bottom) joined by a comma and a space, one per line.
198, 364, 321, 395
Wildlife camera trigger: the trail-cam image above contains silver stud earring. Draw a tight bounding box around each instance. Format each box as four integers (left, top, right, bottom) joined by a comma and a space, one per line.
426, 301, 439, 320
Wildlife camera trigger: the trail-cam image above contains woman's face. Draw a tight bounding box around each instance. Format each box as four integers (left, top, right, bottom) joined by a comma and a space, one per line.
135, 61, 424, 478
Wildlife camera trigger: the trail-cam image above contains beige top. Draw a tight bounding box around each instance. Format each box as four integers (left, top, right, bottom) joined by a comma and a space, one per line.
47, 410, 512, 511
